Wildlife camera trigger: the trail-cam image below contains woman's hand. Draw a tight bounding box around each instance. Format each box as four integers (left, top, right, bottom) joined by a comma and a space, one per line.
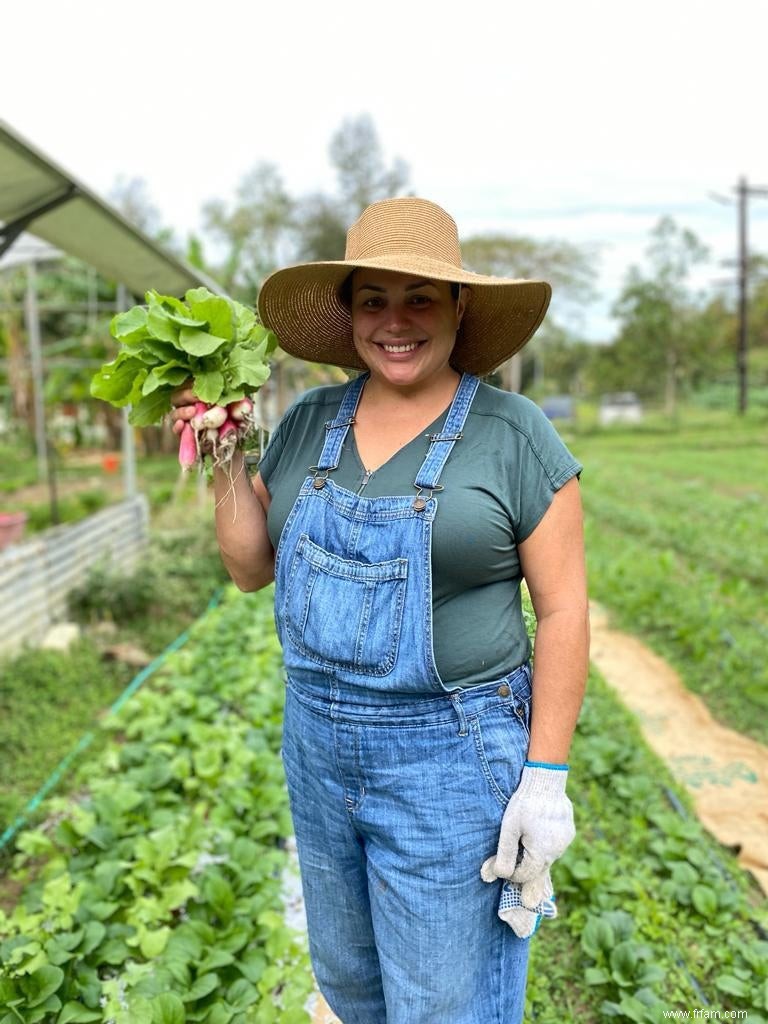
170, 382, 197, 438
480, 762, 575, 907
169, 382, 215, 457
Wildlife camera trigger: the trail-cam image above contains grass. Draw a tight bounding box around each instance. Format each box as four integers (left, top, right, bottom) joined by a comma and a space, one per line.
0, 502, 229, 842
0, 450, 185, 531
563, 404, 768, 745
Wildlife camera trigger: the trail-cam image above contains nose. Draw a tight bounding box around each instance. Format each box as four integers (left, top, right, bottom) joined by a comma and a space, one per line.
382, 301, 411, 332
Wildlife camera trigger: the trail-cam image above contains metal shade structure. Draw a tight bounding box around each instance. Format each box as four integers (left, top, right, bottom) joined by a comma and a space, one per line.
0, 118, 222, 298
0, 119, 225, 507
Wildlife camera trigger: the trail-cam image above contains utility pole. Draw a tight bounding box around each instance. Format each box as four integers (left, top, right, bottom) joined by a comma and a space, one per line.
713, 178, 768, 414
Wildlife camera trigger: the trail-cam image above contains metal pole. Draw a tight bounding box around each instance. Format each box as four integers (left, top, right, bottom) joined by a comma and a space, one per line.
24, 260, 48, 482
117, 284, 137, 499
736, 177, 748, 415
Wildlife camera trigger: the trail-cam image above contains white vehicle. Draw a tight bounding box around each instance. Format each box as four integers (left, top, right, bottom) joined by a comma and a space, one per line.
598, 392, 643, 426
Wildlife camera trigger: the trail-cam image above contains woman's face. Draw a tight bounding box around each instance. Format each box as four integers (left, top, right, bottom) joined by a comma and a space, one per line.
349, 269, 468, 390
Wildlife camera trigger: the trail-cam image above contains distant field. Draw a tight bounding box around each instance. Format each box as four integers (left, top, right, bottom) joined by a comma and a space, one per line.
565, 408, 768, 746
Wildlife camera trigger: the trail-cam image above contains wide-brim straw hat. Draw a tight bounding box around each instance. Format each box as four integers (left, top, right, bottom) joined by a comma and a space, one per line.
257, 197, 551, 376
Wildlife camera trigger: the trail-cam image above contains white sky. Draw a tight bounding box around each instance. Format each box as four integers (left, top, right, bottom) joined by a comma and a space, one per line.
4, 0, 768, 341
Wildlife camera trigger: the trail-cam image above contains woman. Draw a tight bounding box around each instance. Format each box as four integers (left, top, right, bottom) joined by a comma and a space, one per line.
172, 197, 589, 1024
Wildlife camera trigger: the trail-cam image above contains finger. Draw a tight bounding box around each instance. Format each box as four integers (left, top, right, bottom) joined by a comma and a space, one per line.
493, 841, 523, 879
171, 383, 195, 407
510, 848, 547, 885
171, 395, 196, 410
172, 419, 185, 436
480, 857, 499, 883
520, 871, 553, 909
171, 405, 196, 424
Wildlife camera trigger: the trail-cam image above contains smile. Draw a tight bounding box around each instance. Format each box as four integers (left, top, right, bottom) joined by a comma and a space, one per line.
377, 341, 425, 353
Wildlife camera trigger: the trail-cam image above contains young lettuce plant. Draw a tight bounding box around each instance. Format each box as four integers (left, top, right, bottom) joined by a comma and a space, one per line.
91, 288, 277, 470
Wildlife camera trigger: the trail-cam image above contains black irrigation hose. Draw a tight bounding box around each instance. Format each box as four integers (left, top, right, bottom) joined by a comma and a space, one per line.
662, 785, 768, 942
0, 588, 224, 856
668, 945, 710, 1006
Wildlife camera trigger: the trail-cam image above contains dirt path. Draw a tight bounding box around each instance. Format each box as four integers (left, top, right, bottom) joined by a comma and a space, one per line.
589, 601, 768, 896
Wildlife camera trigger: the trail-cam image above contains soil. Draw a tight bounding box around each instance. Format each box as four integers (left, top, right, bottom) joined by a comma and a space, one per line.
589, 601, 768, 896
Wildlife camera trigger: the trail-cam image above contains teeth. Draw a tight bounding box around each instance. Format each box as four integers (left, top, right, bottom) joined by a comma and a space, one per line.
382, 342, 419, 352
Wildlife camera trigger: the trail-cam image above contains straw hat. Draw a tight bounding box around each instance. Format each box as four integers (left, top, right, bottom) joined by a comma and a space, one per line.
257, 197, 551, 376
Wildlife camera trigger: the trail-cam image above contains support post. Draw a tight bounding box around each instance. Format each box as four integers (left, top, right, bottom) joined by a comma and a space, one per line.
736, 177, 748, 415
24, 260, 48, 483
117, 285, 138, 499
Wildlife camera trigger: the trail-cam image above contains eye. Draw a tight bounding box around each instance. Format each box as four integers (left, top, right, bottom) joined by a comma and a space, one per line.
408, 294, 431, 307
360, 296, 384, 309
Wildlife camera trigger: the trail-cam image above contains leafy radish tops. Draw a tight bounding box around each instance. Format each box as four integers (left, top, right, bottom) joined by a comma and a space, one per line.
91, 288, 277, 469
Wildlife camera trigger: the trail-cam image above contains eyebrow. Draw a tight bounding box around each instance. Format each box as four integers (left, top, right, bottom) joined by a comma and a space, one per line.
356, 279, 439, 293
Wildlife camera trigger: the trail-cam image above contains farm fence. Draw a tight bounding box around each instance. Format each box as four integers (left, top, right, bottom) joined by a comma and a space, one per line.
0, 496, 149, 656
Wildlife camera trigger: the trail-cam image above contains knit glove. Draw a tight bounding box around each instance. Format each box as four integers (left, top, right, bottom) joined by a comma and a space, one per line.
481, 761, 575, 909
498, 877, 557, 938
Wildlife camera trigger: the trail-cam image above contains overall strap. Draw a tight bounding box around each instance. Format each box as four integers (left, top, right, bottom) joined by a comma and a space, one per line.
314, 373, 368, 472
414, 373, 480, 490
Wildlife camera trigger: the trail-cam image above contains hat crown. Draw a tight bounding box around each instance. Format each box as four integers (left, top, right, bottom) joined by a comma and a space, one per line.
345, 197, 463, 267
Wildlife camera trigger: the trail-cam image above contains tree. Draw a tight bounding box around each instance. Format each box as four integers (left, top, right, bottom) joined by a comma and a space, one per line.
292, 115, 411, 264
610, 217, 709, 414
461, 234, 598, 309
291, 192, 348, 263
329, 114, 410, 221
202, 162, 295, 299
460, 234, 598, 393
109, 176, 179, 253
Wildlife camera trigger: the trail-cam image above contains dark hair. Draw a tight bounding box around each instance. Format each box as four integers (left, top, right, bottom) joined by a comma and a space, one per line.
338, 272, 460, 308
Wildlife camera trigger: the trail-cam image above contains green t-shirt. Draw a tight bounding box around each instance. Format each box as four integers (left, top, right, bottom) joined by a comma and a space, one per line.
258, 379, 582, 687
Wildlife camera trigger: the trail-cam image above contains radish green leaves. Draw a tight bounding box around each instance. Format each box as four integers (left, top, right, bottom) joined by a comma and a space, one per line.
91, 288, 277, 427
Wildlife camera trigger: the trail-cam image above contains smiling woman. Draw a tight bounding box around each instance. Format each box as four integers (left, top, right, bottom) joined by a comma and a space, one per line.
171, 196, 589, 1024
345, 271, 468, 399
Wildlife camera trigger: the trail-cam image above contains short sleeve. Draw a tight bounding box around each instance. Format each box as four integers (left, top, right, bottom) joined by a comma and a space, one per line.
257, 397, 304, 486
256, 416, 288, 486
514, 409, 583, 542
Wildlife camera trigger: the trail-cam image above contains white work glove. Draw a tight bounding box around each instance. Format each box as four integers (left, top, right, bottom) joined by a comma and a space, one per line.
497, 878, 557, 939
481, 761, 575, 915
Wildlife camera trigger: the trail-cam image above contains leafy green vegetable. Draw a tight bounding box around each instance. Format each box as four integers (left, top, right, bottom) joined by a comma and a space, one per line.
91, 287, 276, 425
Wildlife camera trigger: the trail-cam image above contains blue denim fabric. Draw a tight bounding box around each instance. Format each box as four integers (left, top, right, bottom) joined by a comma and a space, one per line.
274, 373, 532, 1022
281, 665, 533, 1024
274, 373, 479, 696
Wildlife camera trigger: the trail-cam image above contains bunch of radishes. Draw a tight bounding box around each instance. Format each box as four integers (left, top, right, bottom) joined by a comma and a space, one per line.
91, 287, 277, 475
179, 397, 256, 470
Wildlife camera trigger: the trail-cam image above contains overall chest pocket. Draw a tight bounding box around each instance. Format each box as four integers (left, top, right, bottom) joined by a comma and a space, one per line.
284, 533, 408, 675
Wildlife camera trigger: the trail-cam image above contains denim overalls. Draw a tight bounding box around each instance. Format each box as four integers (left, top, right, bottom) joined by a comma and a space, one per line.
275, 372, 533, 1024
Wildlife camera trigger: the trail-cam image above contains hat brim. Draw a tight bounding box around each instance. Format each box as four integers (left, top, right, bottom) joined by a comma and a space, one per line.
258, 256, 551, 376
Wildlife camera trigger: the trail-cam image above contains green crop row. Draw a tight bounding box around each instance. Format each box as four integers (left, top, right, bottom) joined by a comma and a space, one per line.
0, 587, 312, 1024
582, 514, 768, 743
530, 667, 768, 1024
568, 417, 768, 746
2, 581, 766, 1023
579, 454, 766, 586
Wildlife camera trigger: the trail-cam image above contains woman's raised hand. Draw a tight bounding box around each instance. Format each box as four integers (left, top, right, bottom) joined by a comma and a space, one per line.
170, 382, 197, 438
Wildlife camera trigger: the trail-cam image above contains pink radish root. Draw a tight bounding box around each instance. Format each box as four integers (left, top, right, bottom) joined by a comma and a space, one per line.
178, 398, 257, 472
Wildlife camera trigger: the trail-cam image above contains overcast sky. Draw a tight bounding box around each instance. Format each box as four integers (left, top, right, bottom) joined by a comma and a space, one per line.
4, 0, 768, 341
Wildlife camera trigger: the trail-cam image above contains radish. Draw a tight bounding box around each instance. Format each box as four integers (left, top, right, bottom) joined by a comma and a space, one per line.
228, 398, 253, 422
179, 400, 254, 472
200, 405, 227, 429
91, 286, 276, 474
191, 401, 209, 431
178, 423, 197, 470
